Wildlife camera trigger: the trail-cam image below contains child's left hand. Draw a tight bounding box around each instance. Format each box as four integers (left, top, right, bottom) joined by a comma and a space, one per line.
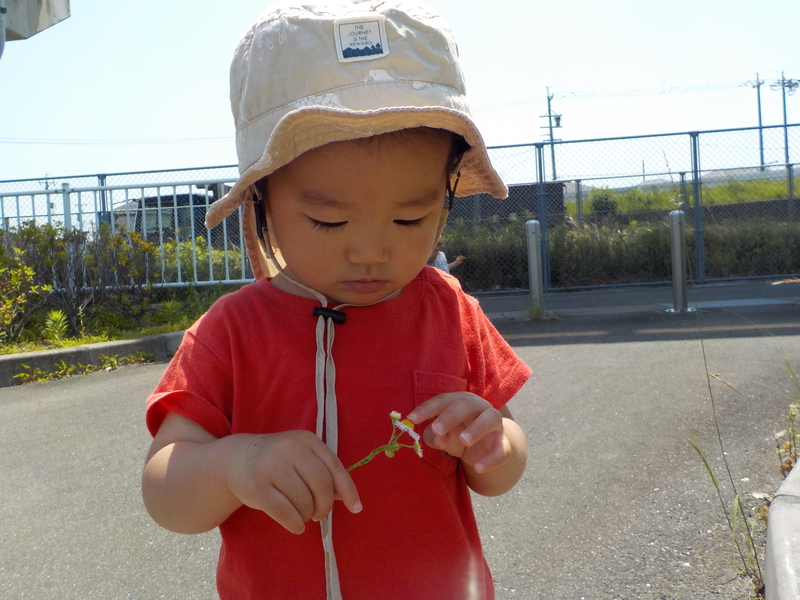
407, 392, 510, 474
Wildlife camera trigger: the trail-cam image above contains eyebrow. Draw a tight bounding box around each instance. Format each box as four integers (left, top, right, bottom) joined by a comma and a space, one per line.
299, 188, 443, 209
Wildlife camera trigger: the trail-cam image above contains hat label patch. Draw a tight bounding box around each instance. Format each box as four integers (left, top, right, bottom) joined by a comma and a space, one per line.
334, 15, 389, 63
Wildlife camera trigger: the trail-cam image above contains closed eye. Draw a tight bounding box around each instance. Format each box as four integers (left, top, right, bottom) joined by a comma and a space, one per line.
309, 218, 347, 231
394, 218, 425, 229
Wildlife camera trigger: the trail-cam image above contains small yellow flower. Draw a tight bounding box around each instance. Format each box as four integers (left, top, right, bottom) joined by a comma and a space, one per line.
347, 411, 425, 471
393, 418, 420, 443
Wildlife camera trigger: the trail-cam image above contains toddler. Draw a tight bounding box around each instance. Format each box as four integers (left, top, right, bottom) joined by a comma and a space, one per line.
142, 2, 531, 598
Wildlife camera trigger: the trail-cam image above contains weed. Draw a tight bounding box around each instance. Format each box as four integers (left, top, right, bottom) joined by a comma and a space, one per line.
99, 354, 120, 370
152, 299, 186, 325
524, 301, 546, 321
126, 350, 155, 363
44, 310, 69, 342
53, 359, 76, 378
769, 346, 800, 479
714, 302, 800, 480
689, 429, 764, 595
11, 352, 155, 385
678, 195, 766, 596
776, 402, 798, 478
12, 364, 47, 384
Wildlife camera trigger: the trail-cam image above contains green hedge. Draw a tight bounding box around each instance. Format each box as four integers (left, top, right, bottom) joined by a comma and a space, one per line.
444, 218, 800, 291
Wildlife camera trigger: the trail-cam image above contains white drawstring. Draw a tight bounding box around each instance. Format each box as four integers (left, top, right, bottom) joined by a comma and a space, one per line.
251, 184, 410, 598
256, 226, 344, 600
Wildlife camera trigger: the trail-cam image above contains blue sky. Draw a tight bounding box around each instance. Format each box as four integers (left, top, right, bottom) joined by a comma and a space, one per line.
1, 0, 798, 182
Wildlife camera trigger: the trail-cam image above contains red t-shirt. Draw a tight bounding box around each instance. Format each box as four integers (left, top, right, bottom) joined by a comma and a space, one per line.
147, 267, 531, 599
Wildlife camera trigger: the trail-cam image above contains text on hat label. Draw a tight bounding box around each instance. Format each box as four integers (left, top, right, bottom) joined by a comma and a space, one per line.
334, 15, 390, 63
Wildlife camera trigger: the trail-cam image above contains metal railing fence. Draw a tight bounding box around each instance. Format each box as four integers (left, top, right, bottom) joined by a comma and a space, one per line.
1, 123, 798, 292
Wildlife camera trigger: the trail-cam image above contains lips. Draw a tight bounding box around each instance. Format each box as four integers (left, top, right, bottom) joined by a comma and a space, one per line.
344, 279, 387, 294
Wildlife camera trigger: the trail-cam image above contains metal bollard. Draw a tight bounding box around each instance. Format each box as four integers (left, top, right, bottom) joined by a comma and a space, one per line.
526, 220, 544, 310
667, 210, 692, 313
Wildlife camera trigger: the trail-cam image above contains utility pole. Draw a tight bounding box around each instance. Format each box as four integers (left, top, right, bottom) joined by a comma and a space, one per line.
771, 72, 799, 166
749, 74, 765, 170
540, 87, 562, 180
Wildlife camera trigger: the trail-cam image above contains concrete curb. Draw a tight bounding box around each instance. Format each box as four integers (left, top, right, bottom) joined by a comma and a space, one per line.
766, 465, 800, 600
0, 331, 185, 388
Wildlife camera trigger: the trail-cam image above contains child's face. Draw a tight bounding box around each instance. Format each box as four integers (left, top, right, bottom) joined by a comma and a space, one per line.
263, 130, 452, 305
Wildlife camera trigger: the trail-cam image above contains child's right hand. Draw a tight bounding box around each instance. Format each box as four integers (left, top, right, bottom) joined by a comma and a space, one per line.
143, 413, 361, 536
226, 429, 362, 534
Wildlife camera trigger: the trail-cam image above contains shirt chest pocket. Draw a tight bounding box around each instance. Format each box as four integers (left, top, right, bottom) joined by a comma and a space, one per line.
413, 371, 468, 475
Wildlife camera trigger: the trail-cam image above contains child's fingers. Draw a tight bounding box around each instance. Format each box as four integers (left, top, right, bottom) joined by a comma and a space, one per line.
467, 431, 511, 473
406, 392, 464, 424
259, 483, 309, 535
228, 431, 361, 532
294, 456, 337, 523
457, 406, 504, 446
411, 392, 494, 438
313, 446, 363, 517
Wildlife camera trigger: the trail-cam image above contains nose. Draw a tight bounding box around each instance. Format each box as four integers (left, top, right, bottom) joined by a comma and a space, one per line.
346, 226, 390, 266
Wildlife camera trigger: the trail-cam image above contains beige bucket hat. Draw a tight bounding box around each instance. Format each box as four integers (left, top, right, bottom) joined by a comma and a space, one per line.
206, 0, 508, 280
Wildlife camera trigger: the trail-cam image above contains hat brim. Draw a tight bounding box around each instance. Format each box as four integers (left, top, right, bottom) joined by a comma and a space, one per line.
206, 104, 507, 280
207, 104, 506, 229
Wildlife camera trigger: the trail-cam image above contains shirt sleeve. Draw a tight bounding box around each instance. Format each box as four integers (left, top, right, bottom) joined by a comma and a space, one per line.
145, 320, 235, 439
459, 292, 531, 409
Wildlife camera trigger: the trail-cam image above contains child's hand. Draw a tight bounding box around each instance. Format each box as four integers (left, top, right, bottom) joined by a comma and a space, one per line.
407, 393, 510, 474
226, 430, 362, 535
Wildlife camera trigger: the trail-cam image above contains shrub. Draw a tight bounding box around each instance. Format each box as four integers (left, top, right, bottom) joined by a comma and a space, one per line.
444, 220, 528, 292
0, 246, 51, 342
1, 221, 161, 337
704, 221, 800, 278
7, 221, 93, 334
91, 224, 161, 327
161, 237, 247, 283
549, 221, 672, 287
588, 189, 619, 215
702, 177, 788, 206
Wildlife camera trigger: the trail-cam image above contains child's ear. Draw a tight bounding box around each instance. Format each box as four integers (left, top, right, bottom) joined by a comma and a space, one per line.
255, 178, 274, 224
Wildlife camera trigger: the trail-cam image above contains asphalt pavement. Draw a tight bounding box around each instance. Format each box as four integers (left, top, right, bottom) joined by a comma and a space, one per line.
1, 279, 799, 599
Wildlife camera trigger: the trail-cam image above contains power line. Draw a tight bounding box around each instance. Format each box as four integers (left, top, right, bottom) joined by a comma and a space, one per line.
554, 81, 746, 99
473, 80, 754, 112
0, 136, 233, 146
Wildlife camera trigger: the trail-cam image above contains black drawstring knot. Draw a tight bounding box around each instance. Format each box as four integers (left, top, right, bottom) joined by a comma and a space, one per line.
313, 306, 346, 324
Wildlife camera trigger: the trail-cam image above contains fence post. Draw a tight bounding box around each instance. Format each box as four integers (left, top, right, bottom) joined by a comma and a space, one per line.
526, 220, 544, 310
61, 183, 72, 232
690, 132, 705, 282
534, 143, 551, 290
98, 174, 108, 215
575, 179, 583, 226
667, 210, 692, 313
788, 164, 795, 221
473, 194, 482, 225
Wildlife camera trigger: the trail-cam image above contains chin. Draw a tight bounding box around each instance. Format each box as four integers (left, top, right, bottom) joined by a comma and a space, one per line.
330, 285, 402, 306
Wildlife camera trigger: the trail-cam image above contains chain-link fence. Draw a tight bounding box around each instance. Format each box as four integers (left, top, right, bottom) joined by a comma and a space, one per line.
447, 123, 799, 292
1, 123, 798, 292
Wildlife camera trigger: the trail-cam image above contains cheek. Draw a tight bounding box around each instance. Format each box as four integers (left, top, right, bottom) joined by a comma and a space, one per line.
403, 230, 441, 269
